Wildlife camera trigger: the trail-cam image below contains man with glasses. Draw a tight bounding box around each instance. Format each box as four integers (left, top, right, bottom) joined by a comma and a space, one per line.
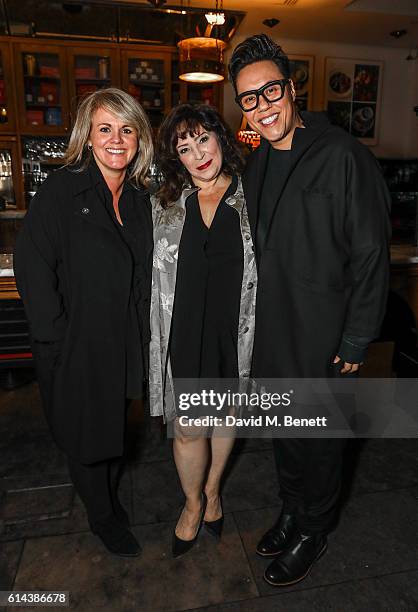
228, 34, 390, 587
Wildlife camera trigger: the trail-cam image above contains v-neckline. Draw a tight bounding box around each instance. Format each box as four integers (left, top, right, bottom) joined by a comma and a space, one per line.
197, 197, 223, 231
196, 179, 233, 230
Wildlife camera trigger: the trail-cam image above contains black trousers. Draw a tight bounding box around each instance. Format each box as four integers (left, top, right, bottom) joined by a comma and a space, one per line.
67, 456, 125, 528
273, 437, 345, 534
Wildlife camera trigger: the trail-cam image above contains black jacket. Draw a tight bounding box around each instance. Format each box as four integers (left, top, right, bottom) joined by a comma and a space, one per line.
243, 112, 391, 378
14, 162, 153, 463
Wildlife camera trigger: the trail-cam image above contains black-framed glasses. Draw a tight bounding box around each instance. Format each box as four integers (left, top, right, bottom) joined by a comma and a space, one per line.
235, 79, 290, 112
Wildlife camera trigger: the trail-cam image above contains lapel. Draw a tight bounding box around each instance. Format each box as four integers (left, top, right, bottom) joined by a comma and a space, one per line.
133, 190, 154, 259
71, 162, 123, 238
243, 140, 269, 245
261, 117, 331, 252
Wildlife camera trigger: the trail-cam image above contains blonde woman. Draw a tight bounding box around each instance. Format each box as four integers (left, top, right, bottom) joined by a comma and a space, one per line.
15, 89, 154, 557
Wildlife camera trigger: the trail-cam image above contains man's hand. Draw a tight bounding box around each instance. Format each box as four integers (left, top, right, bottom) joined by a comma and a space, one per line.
333, 355, 362, 374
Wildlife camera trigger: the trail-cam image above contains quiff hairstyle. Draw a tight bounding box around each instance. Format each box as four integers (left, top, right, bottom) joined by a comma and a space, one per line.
228, 34, 291, 92
62, 88, 154, 187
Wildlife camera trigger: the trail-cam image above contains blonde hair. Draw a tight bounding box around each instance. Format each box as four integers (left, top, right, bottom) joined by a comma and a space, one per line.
62, 88, 154, 187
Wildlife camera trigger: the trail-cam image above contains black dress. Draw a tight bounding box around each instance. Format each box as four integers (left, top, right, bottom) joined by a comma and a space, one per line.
170, 176, 243, 379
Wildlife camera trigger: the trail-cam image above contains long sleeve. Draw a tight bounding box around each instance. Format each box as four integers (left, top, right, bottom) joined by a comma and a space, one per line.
14, 177, 67, 343
339, 148, 391, 359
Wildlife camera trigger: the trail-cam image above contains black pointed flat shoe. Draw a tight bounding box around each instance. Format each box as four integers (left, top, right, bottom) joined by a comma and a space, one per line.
172, 493, 207, 558
256, 511, 297, 557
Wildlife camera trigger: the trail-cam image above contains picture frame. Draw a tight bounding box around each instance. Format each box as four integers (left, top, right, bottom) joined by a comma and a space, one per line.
288, 54, 315, 112
323, 57, 383, 146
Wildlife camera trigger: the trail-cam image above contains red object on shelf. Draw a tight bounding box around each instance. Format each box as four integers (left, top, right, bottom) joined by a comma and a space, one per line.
39, 65, 60, 78
75, 67, 97, 79
0, 79, 5, 104
26, 110, 44, 125
201, 87, 214, 104
0, 352, 32, 360
40, 81, 58, 103
76, 83, 99, 96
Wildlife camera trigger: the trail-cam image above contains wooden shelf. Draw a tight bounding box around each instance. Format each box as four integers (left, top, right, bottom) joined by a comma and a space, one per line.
25, 103, 61, 108
75, 78, 111, 83
24, 74, 61, 81
0, 275, 19, 300
129, 79, 164, 86
0, 35, 224, 214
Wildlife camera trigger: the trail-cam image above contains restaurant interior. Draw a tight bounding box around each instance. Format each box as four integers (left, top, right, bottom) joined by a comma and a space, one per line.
0, 1, 417, 610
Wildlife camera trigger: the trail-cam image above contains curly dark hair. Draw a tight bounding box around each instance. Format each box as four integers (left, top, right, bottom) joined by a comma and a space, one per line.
155, 104, 244, 208
228, 34, 290, 93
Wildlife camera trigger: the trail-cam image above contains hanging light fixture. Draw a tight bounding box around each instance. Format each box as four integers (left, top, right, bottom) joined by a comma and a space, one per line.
237, 115, 261, 150
205, 12, 226, 26
178, 0, 226, 84
205, 0, 225, 26
178, 37, 226, 83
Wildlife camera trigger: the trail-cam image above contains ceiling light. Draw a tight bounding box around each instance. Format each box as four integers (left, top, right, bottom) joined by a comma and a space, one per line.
205, 12, 226, 26
178, 37, 226, 83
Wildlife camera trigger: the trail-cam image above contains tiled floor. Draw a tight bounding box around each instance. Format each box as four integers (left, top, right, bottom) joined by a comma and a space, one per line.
1, 379, 418, 611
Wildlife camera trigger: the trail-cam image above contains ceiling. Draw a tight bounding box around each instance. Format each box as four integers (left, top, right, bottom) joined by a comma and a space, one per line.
120, 0, 418, 48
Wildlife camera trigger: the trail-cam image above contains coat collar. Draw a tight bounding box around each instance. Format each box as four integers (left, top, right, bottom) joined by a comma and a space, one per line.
69, 160, 139, 240
178, 184, 199, 208
70, 158, 138, 197
243, 111, 331, 252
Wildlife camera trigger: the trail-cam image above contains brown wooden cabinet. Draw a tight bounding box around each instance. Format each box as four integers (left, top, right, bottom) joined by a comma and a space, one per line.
0, 42, 17, 133
0, 35, 225, 212
67, 45, 120, 121
120, 47, 172, 128
14, 42, 70, 134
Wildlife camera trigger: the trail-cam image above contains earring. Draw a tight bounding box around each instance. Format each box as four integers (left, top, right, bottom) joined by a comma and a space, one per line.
87, 144, 92, 151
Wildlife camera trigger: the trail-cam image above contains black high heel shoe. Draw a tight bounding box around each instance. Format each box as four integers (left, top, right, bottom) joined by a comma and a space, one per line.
172, 493, 207, 558
203, 497, 224, 540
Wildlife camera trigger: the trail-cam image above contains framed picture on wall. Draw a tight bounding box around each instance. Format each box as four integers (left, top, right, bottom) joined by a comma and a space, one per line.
288, 55, 314, 112
324, 57, 383, 146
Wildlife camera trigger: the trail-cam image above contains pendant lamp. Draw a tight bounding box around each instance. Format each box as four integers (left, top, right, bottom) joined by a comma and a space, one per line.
237, 115, 261, 150
178, 37, 226, 83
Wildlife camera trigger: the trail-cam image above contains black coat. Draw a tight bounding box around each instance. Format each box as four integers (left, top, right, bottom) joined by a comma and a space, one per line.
243, 112, 391, 378
14, 162, 153, 463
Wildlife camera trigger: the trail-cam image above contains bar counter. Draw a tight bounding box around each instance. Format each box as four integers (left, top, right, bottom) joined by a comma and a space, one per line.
1, 245, 418, 318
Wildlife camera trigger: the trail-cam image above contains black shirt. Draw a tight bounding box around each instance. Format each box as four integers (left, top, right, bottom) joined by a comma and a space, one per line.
257, 146, 292, 257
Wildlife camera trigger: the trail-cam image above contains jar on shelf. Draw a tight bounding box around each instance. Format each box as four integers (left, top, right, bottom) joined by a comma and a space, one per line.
25, 54, 36, 76
98, 58, 109, 80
